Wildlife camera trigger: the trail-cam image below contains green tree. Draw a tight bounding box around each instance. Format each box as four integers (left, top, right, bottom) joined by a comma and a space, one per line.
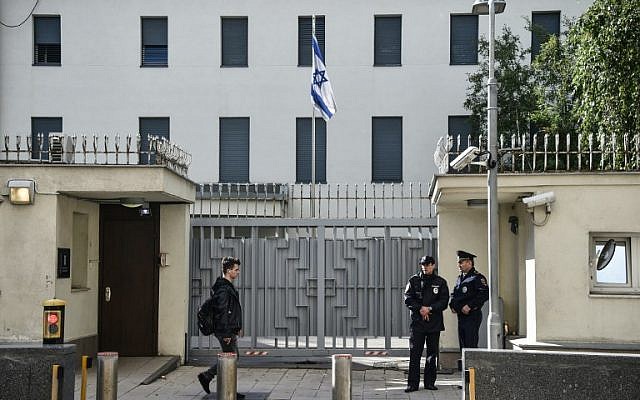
464, 27, 537, 141
570, 0, 640, 161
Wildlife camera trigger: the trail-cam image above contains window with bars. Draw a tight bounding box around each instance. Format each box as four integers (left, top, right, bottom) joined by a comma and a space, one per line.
141, 17, 168, 67
450, 15, 478, 65
372, 117, 402, 182
531, 11, 560, 59
221, 17, 248, 67
296, 118, 326, 183
374, 15, 401, 66
33, 16, 61, 65
298, 16, 325, 67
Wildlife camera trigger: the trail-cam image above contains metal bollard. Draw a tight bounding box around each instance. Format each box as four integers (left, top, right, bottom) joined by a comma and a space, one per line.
332, 354, 352, 400
81, 355, 93, 400
217, 352, 238, 400
50, 364, 63, 400
97, 352, 118, 400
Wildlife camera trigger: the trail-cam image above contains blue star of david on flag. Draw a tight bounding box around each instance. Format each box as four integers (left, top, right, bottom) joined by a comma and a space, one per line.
310, 35, 336, 120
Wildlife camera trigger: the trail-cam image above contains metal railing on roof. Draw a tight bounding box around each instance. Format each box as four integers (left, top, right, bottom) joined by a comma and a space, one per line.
437, 132, 640, 174
1, 134, 191, 177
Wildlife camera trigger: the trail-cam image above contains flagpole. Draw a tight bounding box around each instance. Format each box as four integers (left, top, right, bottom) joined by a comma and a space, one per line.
311, 14, 316, 219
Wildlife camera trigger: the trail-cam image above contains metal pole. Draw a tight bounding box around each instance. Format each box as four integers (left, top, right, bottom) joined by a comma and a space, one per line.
216, 352, 238, 400
81, 355, 91, 400
97, 352, 118, 400
311, 15, 316, 219
332, 354, 352, 400
50, 364, 61, 400
487, 0, 503, 349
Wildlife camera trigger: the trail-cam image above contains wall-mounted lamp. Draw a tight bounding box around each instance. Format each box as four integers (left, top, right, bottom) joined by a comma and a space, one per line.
7, 179, 36, 205
120, 197, 145, 208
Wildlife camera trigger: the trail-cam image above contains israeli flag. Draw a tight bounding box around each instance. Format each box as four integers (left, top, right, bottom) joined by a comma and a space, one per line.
311, 35, 336, 120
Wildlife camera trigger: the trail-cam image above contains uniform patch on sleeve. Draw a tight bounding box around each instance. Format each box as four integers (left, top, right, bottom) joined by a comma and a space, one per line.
433, 287, 439, 294
481, 278, 487, 285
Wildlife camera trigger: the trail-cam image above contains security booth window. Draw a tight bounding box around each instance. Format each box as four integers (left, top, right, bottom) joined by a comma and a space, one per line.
590, 235, 638, 295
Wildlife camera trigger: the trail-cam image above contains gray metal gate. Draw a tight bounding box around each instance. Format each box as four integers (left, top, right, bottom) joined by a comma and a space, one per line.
188, 218, 437, 357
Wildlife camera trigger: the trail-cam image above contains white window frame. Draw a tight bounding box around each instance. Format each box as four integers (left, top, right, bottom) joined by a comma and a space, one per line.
589, 233, 640, 295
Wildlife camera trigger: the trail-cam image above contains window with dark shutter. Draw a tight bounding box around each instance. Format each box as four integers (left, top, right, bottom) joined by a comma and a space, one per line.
139, 117, 170, 164
448, 115, 472, 138
296, 118, 327, 183
298, 16, 325, 67
450, 15, 478, 65
531, 11, 560, 59
220, 118, 250, 182
141, 17, 168, 67
374, 16, 401, 66
31, 117, 63, 160
33, 16, 61, 66
372, 117, 402, 183
221, 17, 248, 67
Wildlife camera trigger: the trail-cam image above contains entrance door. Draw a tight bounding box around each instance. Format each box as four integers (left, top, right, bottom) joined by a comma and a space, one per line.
99, 204, 159, 356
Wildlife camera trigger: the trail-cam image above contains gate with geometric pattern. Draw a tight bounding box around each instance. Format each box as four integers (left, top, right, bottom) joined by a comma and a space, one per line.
188, 218, 437, 358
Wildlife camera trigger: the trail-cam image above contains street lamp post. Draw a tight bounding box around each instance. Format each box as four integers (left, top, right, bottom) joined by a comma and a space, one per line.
472, 0, 505, 350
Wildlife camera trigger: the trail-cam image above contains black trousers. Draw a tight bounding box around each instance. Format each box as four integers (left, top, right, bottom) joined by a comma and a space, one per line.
203, 334, 239, 380
457, 311, 482, 349
408, 327, 440, 388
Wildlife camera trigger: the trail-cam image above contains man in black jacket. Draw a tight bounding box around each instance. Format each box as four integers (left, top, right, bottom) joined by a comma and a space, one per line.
449, 250, 489, 351
404, 255, 450, 392
198, 256, 244, 399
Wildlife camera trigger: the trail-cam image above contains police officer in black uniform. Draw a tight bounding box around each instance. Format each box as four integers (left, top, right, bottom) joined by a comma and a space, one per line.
449, 250, 489, 352
404, 255, 450, 392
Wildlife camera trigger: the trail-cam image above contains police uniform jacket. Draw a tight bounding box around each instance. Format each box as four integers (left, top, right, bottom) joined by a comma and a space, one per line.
404, 272, 450, 332
211, 277, 243, 336
449, 267, 489, 315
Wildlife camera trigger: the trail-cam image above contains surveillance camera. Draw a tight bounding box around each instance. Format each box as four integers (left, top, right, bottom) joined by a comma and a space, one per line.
522, 191, 555, 208
449, 146, 481, 171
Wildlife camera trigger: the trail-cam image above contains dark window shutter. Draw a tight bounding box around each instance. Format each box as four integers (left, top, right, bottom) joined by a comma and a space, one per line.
222, 17, 248, 67
31, 117, 63, 160
531, 12, 560, 59
139, 117, 170, 164
450, 15, 478, 65
298, 16, 325, 66
372, 117, 402, 182
296, 118, 327, 183
34, 16, 61, 65
141, 17, 168, 66
448, 115, 472, 137
374, 16, 401, 66
220, 118, 250, 183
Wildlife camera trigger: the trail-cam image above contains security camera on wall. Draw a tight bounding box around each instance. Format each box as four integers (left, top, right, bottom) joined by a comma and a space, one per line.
449, 146, 481, 171
522, 191, 555, 209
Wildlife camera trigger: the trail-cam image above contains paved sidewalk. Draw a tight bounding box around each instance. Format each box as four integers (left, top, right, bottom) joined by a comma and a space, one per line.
75, 357, 463, 399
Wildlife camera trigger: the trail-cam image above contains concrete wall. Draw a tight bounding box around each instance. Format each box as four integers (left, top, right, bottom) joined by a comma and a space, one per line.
0, 0, 592, 183
158, 204, 190, 359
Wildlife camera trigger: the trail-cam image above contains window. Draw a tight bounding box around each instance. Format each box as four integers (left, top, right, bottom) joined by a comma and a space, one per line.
31, 117, 62, 160
450, 15, 478, 65
448, 115, 472, 138
72, 213, 89, 290
372, 117, 402, 182
221, 17, 248, 67
139, 117, 170, 164
296, 118, 326, 183
298, 16, 325, 67
219, 117, 250, 182
590, 234, 640, 295
141, 17, 168, 67
374, 15, 401, 66
531, 11, 560, 59
33, 16, 61, 65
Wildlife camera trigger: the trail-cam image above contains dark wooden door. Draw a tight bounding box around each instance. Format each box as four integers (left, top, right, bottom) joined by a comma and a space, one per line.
99, 204, 159, 356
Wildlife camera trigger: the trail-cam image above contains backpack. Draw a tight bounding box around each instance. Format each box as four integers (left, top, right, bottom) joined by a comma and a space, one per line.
197, 295, 216, 336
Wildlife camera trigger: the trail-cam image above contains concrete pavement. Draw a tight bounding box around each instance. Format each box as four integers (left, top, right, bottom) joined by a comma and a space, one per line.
75, 357, 463, 399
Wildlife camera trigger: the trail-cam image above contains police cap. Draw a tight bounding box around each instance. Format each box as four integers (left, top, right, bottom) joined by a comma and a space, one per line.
456, 250, 476, 261
419, 255, 435, 265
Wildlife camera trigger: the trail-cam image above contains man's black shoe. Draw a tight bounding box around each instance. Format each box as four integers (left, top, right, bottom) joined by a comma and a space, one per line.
425, 384, 438, 390
404, 386, 419, 393
197, 372, 211, 394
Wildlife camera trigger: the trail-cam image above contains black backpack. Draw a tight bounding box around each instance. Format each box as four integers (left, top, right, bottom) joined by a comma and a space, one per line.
197, 295, 216, 336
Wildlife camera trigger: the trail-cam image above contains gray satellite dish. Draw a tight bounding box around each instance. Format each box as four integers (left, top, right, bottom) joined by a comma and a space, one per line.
596, 239, 616, 271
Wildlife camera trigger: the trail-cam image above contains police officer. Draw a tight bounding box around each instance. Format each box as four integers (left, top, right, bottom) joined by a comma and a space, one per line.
404, 255, 450, 392
449, 250, 489, 352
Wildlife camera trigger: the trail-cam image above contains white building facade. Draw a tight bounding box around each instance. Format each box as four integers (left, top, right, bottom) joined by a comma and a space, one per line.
0, 0, 592, 184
